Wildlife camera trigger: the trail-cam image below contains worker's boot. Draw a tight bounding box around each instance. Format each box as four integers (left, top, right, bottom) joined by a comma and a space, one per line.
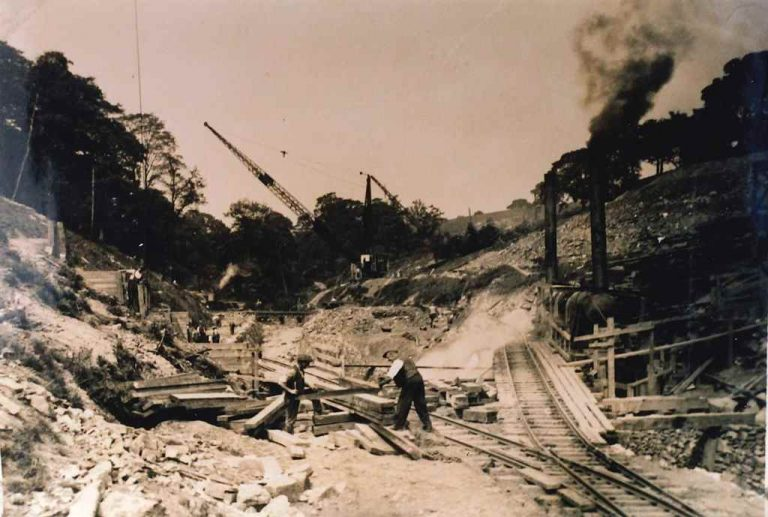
422, 423, 433, 432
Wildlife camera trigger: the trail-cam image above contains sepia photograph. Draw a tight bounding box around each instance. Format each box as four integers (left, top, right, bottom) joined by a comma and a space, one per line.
0, 0, 766, 515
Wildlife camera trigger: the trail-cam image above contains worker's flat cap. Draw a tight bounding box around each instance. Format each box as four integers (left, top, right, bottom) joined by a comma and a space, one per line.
297, 353, 313, 363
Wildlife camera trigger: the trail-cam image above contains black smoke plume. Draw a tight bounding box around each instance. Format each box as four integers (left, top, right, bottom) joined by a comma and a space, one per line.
575, 1, 694, 146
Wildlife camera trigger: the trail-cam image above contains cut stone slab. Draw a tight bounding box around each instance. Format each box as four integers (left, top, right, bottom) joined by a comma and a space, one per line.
302, 484, 340, 505
237, 482, 271, 508
67, 481, 101, 517
259, 495, 291, 517
0, 394, 22, 416
460, 382, 483, 394
99, 488, 159, 517
203, 480, 233, 501
288, 446, 306, 459
164, 444, 190, 460
259, 456, 283, 479
449, 393, 469, 410
29, 394, 51, 415
264, 474, 304, 502
462, 407, 498, 424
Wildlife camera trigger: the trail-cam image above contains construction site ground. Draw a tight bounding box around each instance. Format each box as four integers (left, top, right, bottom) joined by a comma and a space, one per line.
1, 151, 766, 516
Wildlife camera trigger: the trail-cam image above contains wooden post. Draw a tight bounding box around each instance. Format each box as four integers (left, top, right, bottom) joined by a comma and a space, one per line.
606, 341, 616, 399
592, 349, 603, 392
341, 343, 346, 378
726, 320, 734, 367
251, 349, 258, 394
647, 330, 657, 395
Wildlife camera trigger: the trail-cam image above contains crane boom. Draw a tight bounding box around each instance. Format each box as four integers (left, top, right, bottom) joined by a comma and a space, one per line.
365, 173, 405, 212
204, 122, 359, 265
203, 122, 312, 219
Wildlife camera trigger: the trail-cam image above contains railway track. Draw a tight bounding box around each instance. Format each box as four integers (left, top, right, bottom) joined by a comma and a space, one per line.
262, 353, 704, 515
432, 342, 705, 516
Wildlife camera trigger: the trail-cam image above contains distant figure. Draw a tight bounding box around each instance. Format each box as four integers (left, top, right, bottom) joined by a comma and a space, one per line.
280, 354, 323, 434
186, 323, 193, 342
379, 350, 432, 432
229, 321, 236, 335
211, 330, 220, 343
428, 305, 438, 328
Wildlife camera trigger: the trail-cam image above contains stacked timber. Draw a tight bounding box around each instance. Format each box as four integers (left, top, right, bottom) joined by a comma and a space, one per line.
528, 340, 614, 443
123, 372, 250, 421
205, 344, 260, 374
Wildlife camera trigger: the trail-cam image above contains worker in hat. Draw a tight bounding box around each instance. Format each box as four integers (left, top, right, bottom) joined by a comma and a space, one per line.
281, 353, 323, 433
379, 350, 432, 432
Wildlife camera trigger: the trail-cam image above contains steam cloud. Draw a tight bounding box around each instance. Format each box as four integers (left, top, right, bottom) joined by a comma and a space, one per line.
574, 0, 695, 143
217, 263, 240, 291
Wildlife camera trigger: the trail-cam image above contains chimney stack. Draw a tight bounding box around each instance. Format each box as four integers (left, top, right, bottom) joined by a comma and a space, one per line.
589, 162, 609, 291
544, 171, 559, 283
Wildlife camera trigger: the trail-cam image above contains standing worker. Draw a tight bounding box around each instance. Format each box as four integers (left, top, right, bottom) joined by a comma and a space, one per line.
280, 354, 323, 434
379, 350, 433, 432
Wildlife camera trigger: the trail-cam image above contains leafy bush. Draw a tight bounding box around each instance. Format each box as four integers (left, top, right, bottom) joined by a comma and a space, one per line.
8, 260, 45, 286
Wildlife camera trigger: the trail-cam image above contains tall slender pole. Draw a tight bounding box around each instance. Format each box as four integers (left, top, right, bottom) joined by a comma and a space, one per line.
90, 165, 96, 237
12, 96, 38, 201
544, 171, 559, 283
589, 162, 608, 291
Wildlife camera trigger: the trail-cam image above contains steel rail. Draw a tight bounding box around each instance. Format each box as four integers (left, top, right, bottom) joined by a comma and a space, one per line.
519, 342, 704, 517
501, 345, 628, 516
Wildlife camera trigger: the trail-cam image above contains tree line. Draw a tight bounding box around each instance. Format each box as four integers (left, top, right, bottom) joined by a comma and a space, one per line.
0, 42, 446, 308
533, 51, 768, 205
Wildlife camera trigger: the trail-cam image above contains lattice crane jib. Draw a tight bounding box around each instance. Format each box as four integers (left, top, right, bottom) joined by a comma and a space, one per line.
203, 122, 313, 220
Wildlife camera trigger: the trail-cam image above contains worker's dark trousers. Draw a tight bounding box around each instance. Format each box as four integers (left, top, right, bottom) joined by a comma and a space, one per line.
284, 397, 323, 434
394, 375, 432, 430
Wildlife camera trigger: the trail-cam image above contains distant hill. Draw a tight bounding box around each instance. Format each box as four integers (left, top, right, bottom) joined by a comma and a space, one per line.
440, 199, 543, 235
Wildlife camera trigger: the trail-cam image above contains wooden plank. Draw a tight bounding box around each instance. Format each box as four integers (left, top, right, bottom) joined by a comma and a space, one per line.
354, 423, 397, 455
368, 423, 422, 460
171, 392, 243, 401
313, 411, 352, 426
558, 488, 596, 511
297, 387, 379, 401
267, 429, 309, 448
131, 373, 206, 389
600, 396, 709, 416
216, 398, 273, 423
614, 411, 758, 431
130, 382, 230, 398
519, 467, 563, 492
312, 421, 357, 436
244, 393, 287, 431
528, 342, 610, 443
565, 320, 767, 367
671, 358, 714, 395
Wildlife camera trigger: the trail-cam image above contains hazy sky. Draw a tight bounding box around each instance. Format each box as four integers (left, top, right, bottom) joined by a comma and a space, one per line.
3, 0, 767, 220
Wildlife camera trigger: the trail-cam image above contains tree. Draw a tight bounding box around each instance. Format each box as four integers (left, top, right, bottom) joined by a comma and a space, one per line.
225, 200, 298, 306
638, 113, 688, 174
26, 51, 143, 233
407, 200, 444, 241
0, 42, 32, 199
162, 164, 206, 215
122, 113, 178, 190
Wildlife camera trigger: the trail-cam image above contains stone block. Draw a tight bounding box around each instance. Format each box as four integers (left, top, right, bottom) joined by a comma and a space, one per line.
462, 407, 498, 424
99, 488, 159, 517
449, 393, 469, 410
237, 482, 271, 508
264, 474, 304, 502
